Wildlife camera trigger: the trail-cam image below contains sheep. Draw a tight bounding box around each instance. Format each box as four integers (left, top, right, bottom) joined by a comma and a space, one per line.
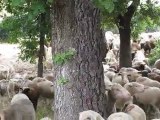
148, 72, 160, 82
131, 40, 141, 60
104, 70, 116, 81
0, 64, 10, 80
119, 67, 138, 74
44, 74, 54, 81
124, 103, 146, 120
103, 64, 110, 72
124, 82, 146, 96
22, 78, 54, 110
107, 104, 146, 120
125, 82, 160, 117
40, 117, 52, 120
6, 79, 32, 98
105, 49, 117, 65
79, 110, 104, 120
7, 80, 21, 98
154, 59, 160, 70
104, 76, 113, 90
136, 77, 160, 88
152, 68, 160, 75
36, 79, 54, 98
107, 112, 134, 120
133, 49, 146, 63
127, 72, 142, 82
0, 92, 36, 120
107, 83, 132, 111
112, 73, 129, 86
32, 77, 46, 83
0, 80, 8, 96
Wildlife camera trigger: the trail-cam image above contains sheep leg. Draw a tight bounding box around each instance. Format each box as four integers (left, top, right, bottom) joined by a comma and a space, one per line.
7, 86, 11, 98
152, 105, 160, 118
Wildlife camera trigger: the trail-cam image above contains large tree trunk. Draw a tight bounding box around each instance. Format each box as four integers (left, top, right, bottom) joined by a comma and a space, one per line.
38, 13, 45, 77
52, 0, 111, 120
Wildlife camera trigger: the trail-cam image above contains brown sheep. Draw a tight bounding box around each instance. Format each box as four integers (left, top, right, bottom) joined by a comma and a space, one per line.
22, 78, 54, 110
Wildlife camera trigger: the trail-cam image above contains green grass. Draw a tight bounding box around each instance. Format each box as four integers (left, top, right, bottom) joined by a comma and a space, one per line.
36, 99, 53, 120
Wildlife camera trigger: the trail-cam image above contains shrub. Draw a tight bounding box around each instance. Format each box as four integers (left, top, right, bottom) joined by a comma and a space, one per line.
149, 40, 160, 65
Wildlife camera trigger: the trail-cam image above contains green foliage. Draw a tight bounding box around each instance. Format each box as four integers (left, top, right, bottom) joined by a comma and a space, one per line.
57, 76, 69, 85
18, 37, 38, 63
0, 0, 52, 63
93, 0, 160, 39
53, 48, 76, 65
131, 3, 160, 39
149, 40, 160, 65
36, 100, 53, 120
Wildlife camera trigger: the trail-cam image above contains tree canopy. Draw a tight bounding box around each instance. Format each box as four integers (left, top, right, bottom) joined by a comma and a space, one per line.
93, 0, 160, 39
0, 0, 52, 63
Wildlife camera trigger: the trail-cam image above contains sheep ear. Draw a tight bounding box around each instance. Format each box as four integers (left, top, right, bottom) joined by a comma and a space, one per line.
128, 83, 133, 87
22, 87, 30, 94
117, 72, 122, 75
137, 71, 142, 74
18, 87, 23, 93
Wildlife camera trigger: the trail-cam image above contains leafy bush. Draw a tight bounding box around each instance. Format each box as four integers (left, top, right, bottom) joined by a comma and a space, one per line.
18, 37, 39, 63
149, 40, 160, 65
53, 48, 76, 65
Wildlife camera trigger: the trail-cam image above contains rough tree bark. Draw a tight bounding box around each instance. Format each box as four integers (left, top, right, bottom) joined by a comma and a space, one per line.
52, 0, 111, 120
117, 3, 138, 68
38, 13, 45, 77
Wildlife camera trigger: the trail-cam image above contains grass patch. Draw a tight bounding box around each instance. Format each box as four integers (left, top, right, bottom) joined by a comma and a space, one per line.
36, 99, 53, 120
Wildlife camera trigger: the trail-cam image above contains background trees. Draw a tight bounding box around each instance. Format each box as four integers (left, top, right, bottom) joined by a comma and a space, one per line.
93, 0, 160, 67
0, 0, 52, 77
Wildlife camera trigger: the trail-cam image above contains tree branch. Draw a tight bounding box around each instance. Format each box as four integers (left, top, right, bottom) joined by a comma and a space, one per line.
125, 0, 140, 20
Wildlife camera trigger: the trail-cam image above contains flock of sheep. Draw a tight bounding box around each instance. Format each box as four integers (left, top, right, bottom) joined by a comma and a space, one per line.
0, 44, 53, 120
0, 31, 160, 120
79, 31, 160, 120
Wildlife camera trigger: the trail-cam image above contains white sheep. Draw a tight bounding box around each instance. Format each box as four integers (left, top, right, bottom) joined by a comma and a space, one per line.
107, 112, 133, 120
107, 83, 132, 111
124, 82, 145, 96
125, 82, 160, 117
40, 117, 52, 120
104, 76, 113, 90
104, 71, 116, 81
112, 73, 129, 86
154, 59, 160, 70
124, 103, 146, 120
79, 110, 104, 120
136, 77, 160, 88
108, 103, 146, 120
0, 92, 36, 120
105, 49, 117, 64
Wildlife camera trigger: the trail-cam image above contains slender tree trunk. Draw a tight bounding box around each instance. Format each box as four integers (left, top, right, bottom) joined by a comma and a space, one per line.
38, 13, 45, 77
52, 0, 111, 120
119, 27, 132, 68
117, 4, 137, 68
